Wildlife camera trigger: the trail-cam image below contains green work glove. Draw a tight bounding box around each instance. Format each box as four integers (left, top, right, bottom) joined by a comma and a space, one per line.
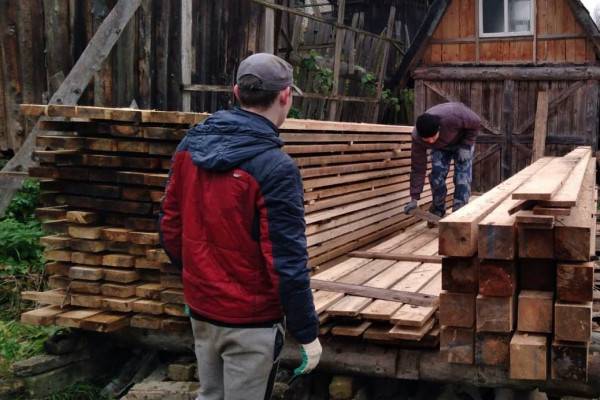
293, 338, 322, 375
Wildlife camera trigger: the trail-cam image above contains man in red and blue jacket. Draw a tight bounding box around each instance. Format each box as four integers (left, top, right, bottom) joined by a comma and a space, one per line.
159, 53, 320, 400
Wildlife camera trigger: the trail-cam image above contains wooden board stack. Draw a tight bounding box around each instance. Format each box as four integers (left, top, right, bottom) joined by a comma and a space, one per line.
310, 221, 447, 347
439, 147, 596, 383
18, 104, 443, 335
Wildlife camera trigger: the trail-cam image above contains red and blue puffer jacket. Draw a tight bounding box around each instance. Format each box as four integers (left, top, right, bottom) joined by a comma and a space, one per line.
159, 108, 319, 344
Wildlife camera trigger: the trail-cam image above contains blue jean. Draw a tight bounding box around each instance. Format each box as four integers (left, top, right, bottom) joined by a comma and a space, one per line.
428, 146, 473, 217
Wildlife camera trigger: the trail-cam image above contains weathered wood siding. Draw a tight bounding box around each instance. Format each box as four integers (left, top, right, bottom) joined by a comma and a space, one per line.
422, 0, 598, 65
415, 78, 599, 191
0, 0, 429, 153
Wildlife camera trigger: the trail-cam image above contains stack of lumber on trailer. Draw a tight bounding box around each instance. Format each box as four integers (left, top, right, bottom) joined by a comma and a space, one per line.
19, 103, 446, 335
439, 147, 596, 384
310, 222, 444, 348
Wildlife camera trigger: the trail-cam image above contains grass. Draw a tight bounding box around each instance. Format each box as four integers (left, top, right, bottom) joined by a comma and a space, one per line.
0, 179, 52, 378
0, 320, 58, 377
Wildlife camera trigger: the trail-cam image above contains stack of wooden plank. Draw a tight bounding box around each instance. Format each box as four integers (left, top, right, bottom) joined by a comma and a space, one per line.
439, 147, 596, 383
309, 222, 444, 347
18, 104, 443, 335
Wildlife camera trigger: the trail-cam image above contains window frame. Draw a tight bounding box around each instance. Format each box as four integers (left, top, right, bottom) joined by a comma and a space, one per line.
478, 0, 535, 38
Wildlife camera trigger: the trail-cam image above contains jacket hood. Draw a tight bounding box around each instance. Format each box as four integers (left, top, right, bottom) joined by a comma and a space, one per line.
181, 108, 283, 171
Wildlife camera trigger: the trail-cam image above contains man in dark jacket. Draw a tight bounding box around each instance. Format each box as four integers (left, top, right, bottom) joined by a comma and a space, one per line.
159, 53, 320, 400
404, 102, 481, 219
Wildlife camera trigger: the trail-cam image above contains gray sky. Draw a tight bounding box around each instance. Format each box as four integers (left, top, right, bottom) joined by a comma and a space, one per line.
581, 0, 600, 14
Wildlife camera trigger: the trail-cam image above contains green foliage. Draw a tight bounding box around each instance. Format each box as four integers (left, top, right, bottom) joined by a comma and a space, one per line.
0, 178, 45, 320
5, 179, 40, 222
287, 106, 302, 119
0, 218, 45, 273
41, 383, 111, 400
360, 72, 377, 96
0, 320, 57, 377
301, 50, 334, 94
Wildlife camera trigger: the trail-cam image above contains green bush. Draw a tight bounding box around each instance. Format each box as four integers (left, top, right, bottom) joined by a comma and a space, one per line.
0, 179, 45, 320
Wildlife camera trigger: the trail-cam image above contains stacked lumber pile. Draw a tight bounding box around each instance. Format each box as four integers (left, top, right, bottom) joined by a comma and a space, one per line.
18, 104, 445, 335
311, 222, 445, 348
439, 147, 596, 383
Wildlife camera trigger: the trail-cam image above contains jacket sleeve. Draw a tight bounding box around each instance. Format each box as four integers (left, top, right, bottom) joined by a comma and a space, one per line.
459, 106, 481, 147
410, 135, 428, 200
259, 157, 319, 344
158, 152, 183, 268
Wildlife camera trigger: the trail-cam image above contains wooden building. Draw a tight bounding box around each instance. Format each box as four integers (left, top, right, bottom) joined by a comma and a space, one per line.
395, 0, 600, 191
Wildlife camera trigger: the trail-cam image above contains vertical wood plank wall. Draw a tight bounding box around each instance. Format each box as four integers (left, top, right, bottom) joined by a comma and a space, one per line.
423, 0, 598, 65
0, 0, 430, 153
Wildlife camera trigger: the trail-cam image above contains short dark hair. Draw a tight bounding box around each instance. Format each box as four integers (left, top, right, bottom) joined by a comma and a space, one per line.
416, 113, 441, 138
237, 75, 280, 109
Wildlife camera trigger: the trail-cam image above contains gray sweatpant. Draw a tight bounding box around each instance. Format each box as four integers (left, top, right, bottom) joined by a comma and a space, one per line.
190, 318, 285, 400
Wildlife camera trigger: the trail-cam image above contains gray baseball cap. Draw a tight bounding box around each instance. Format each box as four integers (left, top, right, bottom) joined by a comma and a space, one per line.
236, 53, 303, 95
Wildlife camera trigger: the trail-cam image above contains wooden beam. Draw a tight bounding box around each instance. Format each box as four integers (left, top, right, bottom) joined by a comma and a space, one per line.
328, 0, 346, 121
0, 0, 142, 215
372, 6, 395, 122
182, 84, 380, 103
347, 251, 442, 264
263, 0, 275, 53
531, 91, 548, 162
413, 66, 600, 81
501, 80, 515, 180
309, 279, 438, 307
512, 147, 590, 201
438, 157, 552, 257
249, 0, 403, 47
180, 0, 193, 111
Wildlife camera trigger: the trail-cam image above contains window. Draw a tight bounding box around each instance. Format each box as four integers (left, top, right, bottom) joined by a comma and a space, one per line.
480, 0, 534, 37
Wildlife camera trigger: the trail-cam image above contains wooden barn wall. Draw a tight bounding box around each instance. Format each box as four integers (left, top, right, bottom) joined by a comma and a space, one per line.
0, 0, 430, 153
422, 0, 598, 65
415, 78, 600, 192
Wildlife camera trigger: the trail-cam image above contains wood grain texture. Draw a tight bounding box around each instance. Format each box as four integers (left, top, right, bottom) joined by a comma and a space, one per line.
517, 290, 554, 334
510, 333, 547, 381
476, 295, 514, 333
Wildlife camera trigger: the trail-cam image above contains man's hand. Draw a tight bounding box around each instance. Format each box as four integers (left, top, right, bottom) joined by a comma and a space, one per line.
293, 338, 322, 375
457, 146, 473, 163
403, 199, 418, 215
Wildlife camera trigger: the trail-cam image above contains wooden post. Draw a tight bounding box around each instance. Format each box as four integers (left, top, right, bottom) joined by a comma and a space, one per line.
263, 0, 275, 53
441, 257, 478, 293
478, 260, 517, 297
0, 0, 142, 215
556, 262, 594, 302
372, 6, 396, 123
501, 80, 515, 180
181, 0, 193, 111
476, 333, 510, 366
531, 91, 548, 162
517, 290, 554, 333
328, 0, 345, 121
441, 326, 474, 364
476, 295, 515, 333
439, 291, 475, 328
510, 332, 547, 380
